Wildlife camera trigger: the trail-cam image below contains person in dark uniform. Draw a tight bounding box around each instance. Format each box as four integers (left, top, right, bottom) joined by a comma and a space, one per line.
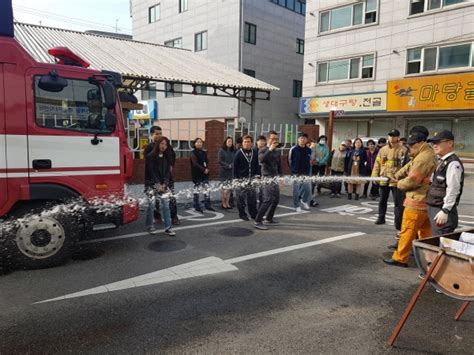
233, 135, 259, 221
426, 130, 464, 235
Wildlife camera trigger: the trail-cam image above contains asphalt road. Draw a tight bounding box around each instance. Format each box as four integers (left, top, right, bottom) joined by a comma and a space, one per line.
1, 179, 473, 354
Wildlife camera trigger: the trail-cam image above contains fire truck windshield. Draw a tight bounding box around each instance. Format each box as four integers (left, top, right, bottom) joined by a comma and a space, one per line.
34, 76, 116, 134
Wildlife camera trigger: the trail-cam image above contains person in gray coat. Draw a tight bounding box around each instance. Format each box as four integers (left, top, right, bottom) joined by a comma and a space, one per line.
218, 136, 235, 209
255, 131, 282, 230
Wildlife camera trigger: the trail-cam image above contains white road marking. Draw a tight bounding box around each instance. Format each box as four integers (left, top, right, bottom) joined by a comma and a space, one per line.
177, 209, 225, 221
226, 232, 366, 264
35, 231, 366, 304
81, 209, 309, 244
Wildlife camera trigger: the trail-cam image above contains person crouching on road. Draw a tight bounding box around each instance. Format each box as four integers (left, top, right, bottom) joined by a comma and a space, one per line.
426, 130, 464, 236
345, 138, 367, 201
289, 133, 312, 212
234, 135, 259, 221
190, 138, 214, 213
383, 133, 436, 267
255, 130, 282, 230
145, 137, 176, 236
329, 141, 347, 198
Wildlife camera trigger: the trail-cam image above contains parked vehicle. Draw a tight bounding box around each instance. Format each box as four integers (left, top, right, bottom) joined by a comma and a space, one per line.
0, 0, 139, 268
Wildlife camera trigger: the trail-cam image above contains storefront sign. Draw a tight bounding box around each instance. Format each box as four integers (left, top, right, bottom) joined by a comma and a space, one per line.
387, 73, 474, 112
299, 92, 386, 114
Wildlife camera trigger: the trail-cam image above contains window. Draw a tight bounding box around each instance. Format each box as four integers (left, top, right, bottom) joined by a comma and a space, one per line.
142, 83, 157, 100
243, 69, 256, 77
165, 83, 182, 98
148, 4, 160, 23
296, 38, 305, 54
164, 37, 182, 48
293, 80, 302, 97
244, 22, 257, 45
194, 31, 207, 51
270, 0, 305, 15
406, 43, 473, 74
319, 1, 378, 33
35, 77, 113, 133
195, 85, 207, 94
179, 0, 188, 13
317, 54, 375, 83
410, 0, 467, 15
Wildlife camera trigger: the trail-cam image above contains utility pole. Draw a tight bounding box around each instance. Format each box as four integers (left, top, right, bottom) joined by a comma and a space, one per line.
115, 19, 119, 33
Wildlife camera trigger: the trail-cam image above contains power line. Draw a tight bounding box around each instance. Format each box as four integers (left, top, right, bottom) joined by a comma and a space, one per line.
13, 5, 132, 34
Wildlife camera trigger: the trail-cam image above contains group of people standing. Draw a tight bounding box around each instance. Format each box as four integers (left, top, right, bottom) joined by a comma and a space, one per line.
144, 125, 465, 256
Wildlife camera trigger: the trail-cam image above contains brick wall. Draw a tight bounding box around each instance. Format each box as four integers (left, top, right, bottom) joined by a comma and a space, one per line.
129, 121, 318, 183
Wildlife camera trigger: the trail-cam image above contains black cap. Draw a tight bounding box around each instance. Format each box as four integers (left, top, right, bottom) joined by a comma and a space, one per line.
388, 129, 400, 137
427, 130, 454, 143
407, 132, 426, 145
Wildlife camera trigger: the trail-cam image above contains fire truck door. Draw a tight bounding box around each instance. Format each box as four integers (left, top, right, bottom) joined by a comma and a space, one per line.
0, 64, 7, 209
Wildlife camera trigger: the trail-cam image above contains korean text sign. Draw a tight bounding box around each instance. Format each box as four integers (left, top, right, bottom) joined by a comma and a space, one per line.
299, 92, 386, 114
387, 73, 474, 112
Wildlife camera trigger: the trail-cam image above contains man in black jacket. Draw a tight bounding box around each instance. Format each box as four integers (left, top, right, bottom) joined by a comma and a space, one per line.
234, 135, 259, 221
255, 131, 282, 230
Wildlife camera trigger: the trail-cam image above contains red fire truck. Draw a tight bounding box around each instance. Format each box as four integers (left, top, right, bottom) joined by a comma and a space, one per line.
0, 0, 139, 268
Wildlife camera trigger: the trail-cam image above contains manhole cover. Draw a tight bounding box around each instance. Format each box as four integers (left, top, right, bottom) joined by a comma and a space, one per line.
71, 247, 105, 261
219, 227, 254, 237
148, 240, 187, 252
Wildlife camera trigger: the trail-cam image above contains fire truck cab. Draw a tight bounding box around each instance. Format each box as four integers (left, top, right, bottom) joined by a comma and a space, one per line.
0, 1, 139, 268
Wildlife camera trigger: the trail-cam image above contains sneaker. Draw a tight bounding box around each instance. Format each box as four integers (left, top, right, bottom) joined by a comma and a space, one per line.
264, 219, 279, 224
394, 233, 400, 241
295, 207, 302, 213
255, 222, 268, 230
418, 272, 425, 280
239, 215, 250, 221
147, 226, 159, 235
165, 228, 176, 237
195, 208, 204, 214
374, 218, 385, 225
330, 193, 336, 198
310, 201, 319, 207
387, 243, 398, 250
336, 193, 341, 198
301, 201, 310, 210
206, 207, 216, 212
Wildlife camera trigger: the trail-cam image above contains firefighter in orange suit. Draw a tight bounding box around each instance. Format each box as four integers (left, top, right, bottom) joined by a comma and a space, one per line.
383, 132, 436, 267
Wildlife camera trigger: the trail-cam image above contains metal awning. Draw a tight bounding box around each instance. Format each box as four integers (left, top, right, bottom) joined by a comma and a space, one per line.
14, 22, 279, 101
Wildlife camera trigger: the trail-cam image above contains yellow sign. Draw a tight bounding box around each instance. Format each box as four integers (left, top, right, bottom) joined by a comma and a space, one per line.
139, 138, 149, 160
387, 73, 474, 111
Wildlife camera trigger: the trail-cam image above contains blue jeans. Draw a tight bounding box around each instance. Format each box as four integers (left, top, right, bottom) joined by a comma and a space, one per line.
293, 178, 311, 208
146, 193, 172, 230
193, 181, 211, 210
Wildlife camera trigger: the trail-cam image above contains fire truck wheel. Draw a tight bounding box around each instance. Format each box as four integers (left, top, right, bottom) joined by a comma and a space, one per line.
5, 202, 80, 269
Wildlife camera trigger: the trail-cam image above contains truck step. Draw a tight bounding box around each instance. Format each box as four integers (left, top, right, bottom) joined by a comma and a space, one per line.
92, 223, 117, 231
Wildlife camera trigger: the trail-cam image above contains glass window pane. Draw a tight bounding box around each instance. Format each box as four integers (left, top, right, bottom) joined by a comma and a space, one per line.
362, 67, 374, 78
443, 0, 465, 6
287, 0, 295, 10
365, 11, 376, 23
278, 0, 286, 6
202, 32, 207, 50
350, 58, 360, 78
407, 62, 421, 74
423, 47, 437, 71
318, 63, 328, 82
320, 12, 330, 32
428, 0, 441, 9
328, 60, 349, 81
410, 0, 425, 14
363, 54, 374, 66
438, 44, 471, 69
331, 6, 352, 30
353, 3, 363, 25
408, 48, 422, 61
366, 0, 377, 12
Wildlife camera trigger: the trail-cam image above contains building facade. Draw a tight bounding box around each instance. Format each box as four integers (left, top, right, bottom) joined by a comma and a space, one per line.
301, 0, 474, 157
130, 0, 306, 127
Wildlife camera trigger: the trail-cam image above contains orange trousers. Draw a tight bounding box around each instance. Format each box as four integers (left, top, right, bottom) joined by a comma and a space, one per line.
392, 207, 432, 264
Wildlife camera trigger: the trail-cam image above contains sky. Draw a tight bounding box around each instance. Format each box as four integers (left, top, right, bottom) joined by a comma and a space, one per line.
12, 0, 133, 34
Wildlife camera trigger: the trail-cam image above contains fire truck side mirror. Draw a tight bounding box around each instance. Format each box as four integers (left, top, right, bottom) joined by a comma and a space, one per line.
103, 81, 117, 110
38, 72, 68, 92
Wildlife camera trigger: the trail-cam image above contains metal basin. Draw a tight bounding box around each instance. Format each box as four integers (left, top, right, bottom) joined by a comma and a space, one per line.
413, 229, 474, 301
